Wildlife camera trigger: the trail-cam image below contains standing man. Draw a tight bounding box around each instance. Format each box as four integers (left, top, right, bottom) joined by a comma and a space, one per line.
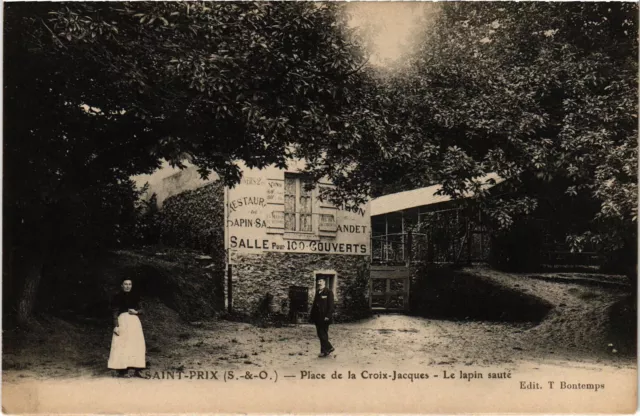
309, 277, 335, 357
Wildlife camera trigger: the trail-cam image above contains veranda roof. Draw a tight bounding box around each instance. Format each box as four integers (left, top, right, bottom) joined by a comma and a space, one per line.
370, 173, 504, 217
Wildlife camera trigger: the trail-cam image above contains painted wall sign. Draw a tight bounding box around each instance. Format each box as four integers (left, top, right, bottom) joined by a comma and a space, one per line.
266, 179, 285, 204
225, 163, 370, 258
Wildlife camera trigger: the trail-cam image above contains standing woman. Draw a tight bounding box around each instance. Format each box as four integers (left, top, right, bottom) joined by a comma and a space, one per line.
108, 278, 146, 378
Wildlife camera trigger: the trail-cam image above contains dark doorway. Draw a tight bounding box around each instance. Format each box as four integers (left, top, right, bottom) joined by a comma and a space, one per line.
289, 285, 309, 323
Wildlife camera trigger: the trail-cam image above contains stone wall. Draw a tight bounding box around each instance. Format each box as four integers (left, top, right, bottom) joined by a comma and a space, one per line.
229, 251, 370, 319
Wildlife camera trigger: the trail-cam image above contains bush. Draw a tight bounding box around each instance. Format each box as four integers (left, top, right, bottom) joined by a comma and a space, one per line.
159, 182, 225, 259
336, 263, 372, 322
36, 249, 225, 324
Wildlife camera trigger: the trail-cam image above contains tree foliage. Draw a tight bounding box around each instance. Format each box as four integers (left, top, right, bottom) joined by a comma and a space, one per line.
329, 3, 638, 256
4, 2, 638, 323
4, 1, 373, 323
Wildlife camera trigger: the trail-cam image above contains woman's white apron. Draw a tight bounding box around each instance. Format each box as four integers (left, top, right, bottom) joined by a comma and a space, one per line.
107, 313, 146, 369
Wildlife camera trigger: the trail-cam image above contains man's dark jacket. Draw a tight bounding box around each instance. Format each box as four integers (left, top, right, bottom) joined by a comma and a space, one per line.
309, 287, 335, 324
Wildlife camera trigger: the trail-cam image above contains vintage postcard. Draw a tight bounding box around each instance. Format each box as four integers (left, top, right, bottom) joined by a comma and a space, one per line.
2, 1, 637, 414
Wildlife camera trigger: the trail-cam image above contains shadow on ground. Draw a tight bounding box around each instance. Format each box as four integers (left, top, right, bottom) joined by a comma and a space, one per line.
410, 267, 553, 323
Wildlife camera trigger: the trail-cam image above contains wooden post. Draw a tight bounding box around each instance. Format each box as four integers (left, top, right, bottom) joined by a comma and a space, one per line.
405, 276, 410, 312
385, 278, 391, 308
227, 264, 233, 313
385, 214, 389, 262
224, 185, 232, 313
401, 211, 405, 263
406, 229, 413, 267
427, 214, 434, 263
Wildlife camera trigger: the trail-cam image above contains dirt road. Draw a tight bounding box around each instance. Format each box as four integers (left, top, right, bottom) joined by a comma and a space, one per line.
4, 267, 635, 413
3, 314, 636, 414
4, 313, 633, 383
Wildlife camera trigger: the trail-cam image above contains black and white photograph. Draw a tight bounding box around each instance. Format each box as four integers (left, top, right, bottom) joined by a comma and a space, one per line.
2, 1, 638, 413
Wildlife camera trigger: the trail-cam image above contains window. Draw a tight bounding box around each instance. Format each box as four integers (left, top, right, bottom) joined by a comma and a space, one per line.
317, 184, 338, 233
284, 174, 313, 232
319, 214, 336, 230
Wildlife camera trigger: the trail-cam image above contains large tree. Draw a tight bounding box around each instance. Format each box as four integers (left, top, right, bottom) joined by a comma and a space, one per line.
319, 3, 637, 269
4, 1, 376, 325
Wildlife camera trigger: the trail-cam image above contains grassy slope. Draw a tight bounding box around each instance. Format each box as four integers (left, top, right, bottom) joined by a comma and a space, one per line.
465, 267, 636, 359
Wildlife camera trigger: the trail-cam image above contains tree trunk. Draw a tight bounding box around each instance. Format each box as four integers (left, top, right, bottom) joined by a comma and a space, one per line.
16, 255, 44, 327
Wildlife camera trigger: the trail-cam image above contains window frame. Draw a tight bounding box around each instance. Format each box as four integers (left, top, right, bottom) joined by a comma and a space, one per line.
284, 173, 315, 234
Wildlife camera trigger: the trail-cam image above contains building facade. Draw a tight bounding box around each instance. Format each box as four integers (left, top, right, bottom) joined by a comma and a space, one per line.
224, 161, 371, 319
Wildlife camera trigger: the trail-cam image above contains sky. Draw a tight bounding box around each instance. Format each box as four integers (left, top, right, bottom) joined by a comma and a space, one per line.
133, 3, 436, 188
345, 2, 437, 68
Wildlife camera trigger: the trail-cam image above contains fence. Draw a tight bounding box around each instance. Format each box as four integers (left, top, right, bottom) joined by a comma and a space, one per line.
371, 227, 490, 265
535, 219, 604, 268
371, 232, 425, 264
371, 209, 606, 268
